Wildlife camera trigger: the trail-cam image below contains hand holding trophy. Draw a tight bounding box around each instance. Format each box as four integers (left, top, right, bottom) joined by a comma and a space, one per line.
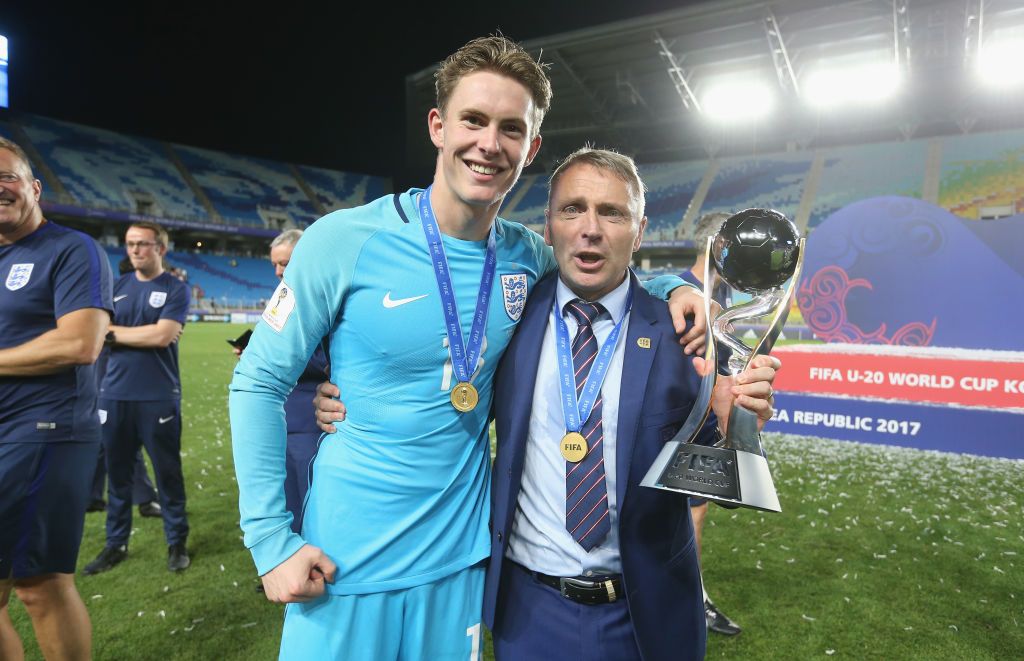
641, 209, 804, 512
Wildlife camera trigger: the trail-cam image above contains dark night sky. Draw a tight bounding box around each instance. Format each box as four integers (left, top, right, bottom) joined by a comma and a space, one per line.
0, 1, 683, 186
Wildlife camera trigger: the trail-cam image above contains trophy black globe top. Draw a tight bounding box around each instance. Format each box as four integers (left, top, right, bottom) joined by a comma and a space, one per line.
713, 208, 801, 293
640, 208, 806, 513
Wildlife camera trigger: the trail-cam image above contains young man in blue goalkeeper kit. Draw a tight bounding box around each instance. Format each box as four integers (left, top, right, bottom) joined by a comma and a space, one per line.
229, 35, 707, 660
0, 137, 113, 660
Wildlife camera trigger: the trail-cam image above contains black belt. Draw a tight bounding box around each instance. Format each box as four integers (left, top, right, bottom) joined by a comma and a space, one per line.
533, 570, 622, 605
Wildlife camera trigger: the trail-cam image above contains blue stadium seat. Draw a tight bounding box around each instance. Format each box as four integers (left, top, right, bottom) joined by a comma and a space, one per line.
104, 246, 275, 308
641, 160, 708, 239
699, 154, 813, 229
810, 140, 928, 228
172, 145, 319, 227
296, 164, 390, 214
20, 116, 210, 221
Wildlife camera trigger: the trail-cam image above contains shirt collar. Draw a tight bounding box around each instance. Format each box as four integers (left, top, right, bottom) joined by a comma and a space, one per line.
555, 271, 631, 325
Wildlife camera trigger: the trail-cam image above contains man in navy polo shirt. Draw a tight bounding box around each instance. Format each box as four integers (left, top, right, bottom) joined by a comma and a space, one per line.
0, 137, 113, 660
83, 221, 192, 575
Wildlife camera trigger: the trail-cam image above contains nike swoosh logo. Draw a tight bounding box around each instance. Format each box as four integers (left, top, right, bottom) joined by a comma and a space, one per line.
382, 292, 428, 309
114, 295, 128, 302
158, 416, 175, 424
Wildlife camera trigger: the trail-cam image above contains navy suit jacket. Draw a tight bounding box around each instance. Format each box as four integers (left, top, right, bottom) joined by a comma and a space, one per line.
485, 271, 713, 661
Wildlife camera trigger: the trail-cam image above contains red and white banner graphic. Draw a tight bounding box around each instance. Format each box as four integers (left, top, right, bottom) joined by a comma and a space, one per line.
772, 348, 1024, 410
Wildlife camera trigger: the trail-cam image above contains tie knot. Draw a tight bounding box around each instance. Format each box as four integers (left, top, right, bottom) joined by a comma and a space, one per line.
566, 299, 604, 327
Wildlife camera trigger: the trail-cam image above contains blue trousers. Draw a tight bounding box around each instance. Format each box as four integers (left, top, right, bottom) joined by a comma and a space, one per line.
91, 445, 157, 504
99, 399, 189, 546
492, 561, 643, 661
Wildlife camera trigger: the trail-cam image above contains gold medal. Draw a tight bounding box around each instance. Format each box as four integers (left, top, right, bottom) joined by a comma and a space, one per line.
450, 382, 479, 412
561, 432, 588, 463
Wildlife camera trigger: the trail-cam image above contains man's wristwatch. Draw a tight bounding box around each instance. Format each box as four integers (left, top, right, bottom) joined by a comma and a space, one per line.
104, 330, 116, 346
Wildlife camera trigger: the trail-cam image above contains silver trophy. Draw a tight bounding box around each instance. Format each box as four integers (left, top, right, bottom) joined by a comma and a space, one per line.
641, 208, 805, 512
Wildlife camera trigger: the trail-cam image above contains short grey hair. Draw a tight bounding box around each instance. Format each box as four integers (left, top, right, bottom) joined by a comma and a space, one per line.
693, 212, 731, 250
548, 146, 646, 222
0, 137, 36, 179
270, 229, 303, 250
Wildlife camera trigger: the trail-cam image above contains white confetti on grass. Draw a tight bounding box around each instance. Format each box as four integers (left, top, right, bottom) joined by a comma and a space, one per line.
802, 614, 817, 621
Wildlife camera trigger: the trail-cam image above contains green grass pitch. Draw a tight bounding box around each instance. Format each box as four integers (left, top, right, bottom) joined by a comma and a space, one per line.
8, 323, 1023, 659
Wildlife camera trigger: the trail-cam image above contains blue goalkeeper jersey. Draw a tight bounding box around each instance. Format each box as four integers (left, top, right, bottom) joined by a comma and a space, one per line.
229, 189, 685, 594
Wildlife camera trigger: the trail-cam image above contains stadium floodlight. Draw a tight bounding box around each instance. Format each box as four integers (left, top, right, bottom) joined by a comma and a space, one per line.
0, 35, 8, 109
700, 78, 774, 123
803, 61, 900, 110
977, 37, 1024, 88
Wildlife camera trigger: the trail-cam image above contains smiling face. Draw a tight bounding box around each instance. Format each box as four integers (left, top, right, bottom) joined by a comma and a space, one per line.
428, 70, 542, 222
0, 147, 43, 244
545, 162, 647, 301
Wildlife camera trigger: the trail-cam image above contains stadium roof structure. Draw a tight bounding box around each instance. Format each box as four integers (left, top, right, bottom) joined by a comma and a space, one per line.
405, 0, 1024, 173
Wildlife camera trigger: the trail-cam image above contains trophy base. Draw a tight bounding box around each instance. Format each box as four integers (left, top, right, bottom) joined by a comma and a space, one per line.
641, 442, 781, 513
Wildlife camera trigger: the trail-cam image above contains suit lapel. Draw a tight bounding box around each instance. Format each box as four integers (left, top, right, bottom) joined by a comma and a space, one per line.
503, 275, 557, 469
616, 273, 661, 512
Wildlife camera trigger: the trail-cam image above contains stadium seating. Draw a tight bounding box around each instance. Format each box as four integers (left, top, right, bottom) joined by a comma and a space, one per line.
297, 164, 390, 213
501, 173, 548, 228
640, 159, 708, 240
3, 112, 391, 232
103, 246, 276, 308
19, 115, 210, 220
939, 128, 1024, 220
6, 110, 1024, 272
809, 140, 928, 229
699, 153, 813, 228
171, 145, 319, 227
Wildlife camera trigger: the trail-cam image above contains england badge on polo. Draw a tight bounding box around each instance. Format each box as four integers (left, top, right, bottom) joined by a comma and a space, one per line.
501, 273, 527, 321
149, 291, 167, 308
5, 263, 33, 291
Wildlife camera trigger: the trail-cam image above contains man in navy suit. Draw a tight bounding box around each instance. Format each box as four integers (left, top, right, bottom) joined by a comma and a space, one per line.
484, 148, 779, 660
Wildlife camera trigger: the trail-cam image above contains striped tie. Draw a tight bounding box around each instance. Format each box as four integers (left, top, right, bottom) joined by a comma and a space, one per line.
564, 299, 611, 551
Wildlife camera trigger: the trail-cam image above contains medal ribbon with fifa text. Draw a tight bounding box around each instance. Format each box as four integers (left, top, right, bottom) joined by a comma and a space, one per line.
418, 186, 497, 412
552, 287, 632, 461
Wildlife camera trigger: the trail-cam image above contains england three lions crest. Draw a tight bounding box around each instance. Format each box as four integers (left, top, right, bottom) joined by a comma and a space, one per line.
500, 273, 528, 321
5, 263, 34, 291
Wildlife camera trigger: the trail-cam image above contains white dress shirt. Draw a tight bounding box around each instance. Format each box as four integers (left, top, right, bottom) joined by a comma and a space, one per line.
506, 274, 632, 577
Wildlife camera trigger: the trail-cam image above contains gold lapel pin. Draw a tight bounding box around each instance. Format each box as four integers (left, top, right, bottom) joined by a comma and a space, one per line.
637, 337, 651, 349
